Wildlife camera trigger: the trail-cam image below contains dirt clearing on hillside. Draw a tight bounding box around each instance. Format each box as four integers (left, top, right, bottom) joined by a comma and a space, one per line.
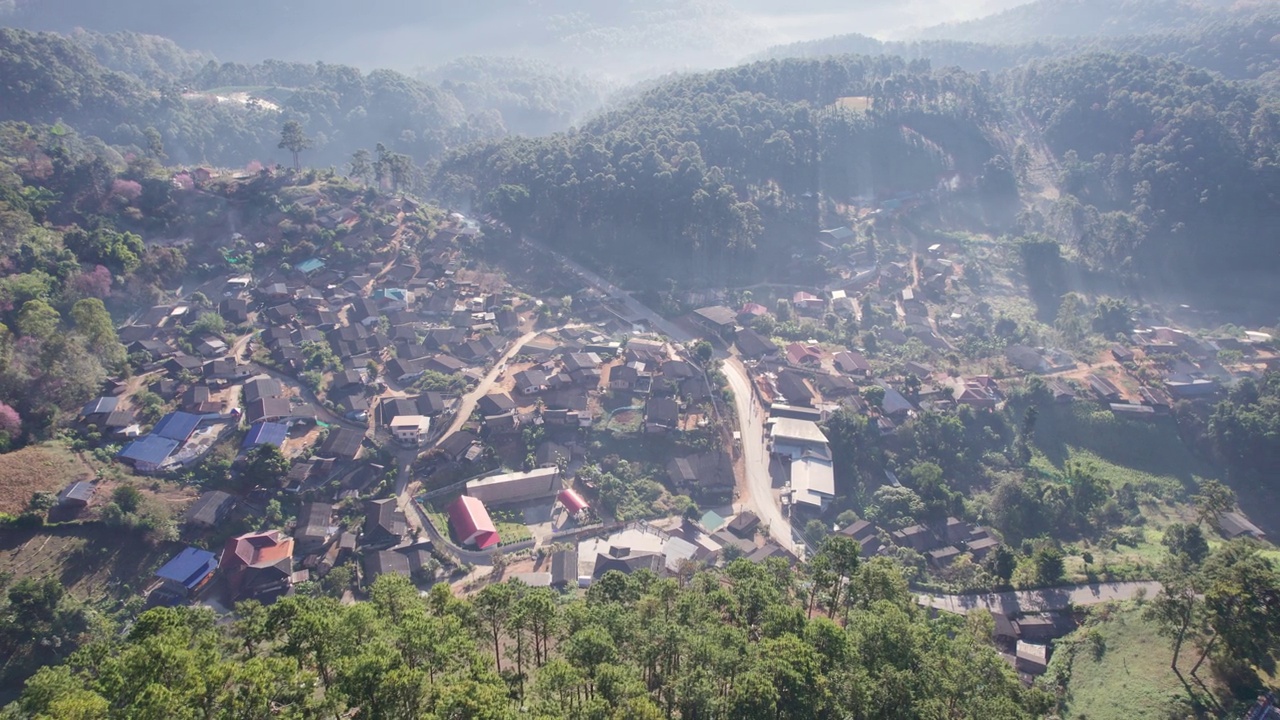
0, 444, 95, 516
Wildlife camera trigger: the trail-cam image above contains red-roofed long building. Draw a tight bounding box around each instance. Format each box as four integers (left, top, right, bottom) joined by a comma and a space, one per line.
220, 530, 295, 600
558, 488, 589, 515
448, 495, 500, 549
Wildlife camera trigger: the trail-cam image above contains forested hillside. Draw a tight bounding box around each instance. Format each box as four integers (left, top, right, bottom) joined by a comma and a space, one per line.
2, 562, 1052, 719
1010, 53, 1280, 287
762, 12, 1280, 84
436, 55, 1000, 284
0, 28, 515, 169
420, 57, 609, 137
66, 28, 210, 83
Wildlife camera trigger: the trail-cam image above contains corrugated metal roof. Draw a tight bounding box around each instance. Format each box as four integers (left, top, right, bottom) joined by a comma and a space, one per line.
152, 411, 202, 441
155, 547, 219, 589
242, 422, 289, 449
82, 396, 118, 416
118, 435, 180, 465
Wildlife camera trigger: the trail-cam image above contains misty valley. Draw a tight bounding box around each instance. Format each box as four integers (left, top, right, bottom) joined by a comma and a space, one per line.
0, 1, 1278, 718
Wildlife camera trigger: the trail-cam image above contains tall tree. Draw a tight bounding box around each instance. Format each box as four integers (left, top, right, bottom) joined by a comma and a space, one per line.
475, 581, 515, 672
243, 443, 289, 489
348, 148, 372, 184
278, 119, 311, 170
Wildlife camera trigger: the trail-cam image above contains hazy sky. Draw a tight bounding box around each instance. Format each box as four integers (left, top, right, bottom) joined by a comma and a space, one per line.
0, 0, 1039, 78
733, 0, 1033, 43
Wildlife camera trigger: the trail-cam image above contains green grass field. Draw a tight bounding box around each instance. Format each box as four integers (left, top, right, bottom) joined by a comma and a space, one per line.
1054, 605, 1215, 719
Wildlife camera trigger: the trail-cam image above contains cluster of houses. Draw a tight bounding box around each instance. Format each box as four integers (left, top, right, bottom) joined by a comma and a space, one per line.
837, 515, 999, 569
159, 487, 443, 603
1006, 324, 1278, 422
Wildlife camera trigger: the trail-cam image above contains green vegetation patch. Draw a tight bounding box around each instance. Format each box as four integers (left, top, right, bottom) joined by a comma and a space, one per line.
1052, 604, 1208, 720
1031, 403, 1209, 494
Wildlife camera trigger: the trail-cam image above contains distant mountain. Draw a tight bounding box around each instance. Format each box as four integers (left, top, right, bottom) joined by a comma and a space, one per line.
759, 12, 1280, 83
913, 0, 1240, 44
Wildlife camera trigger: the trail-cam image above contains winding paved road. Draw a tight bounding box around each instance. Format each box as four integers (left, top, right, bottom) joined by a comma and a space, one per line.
918, 580, 1162, 616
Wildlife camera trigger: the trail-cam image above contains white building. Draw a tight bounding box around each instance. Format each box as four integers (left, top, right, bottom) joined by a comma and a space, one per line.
769, 418, 835, 512
390, 415, 430, 445
790, 451, 835, 512
466, 466, 562, 506
768, 417, 830, 459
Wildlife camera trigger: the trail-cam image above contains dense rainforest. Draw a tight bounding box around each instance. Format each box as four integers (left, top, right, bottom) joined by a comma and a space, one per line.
0, 560, 1053, 720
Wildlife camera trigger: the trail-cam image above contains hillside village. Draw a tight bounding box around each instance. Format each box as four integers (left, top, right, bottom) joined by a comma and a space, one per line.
11, 169, 1256, 695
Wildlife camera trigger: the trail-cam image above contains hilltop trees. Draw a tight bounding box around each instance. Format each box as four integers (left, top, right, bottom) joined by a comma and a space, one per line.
5, 565, 1052, 718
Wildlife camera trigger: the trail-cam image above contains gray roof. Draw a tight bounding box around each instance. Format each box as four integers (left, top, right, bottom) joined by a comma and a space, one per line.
551, 547, 579, 586
82, 396, 118, 416
1219, 511, 1265, 539
244, 378, 283, 404
185, 490, 235, 526
694, 306, 737, 327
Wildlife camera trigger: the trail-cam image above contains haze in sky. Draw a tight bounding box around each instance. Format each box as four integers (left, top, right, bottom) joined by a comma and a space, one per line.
733, 0, 1033, 43
0, 0, 1037, 77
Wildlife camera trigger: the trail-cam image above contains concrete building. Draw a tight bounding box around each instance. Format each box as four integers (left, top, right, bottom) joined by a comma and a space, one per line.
465, 466, 562, 506
390, 414, 431, 445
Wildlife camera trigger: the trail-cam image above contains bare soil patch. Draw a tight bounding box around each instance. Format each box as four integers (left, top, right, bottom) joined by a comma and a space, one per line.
0, 444, 95, 516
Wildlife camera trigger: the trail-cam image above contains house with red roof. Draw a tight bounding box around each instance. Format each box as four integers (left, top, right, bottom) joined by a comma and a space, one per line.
220, 530, 295, 600
447, 495, 500, 549
786, 343, 823, 367
792, 291, 825, 313
737, 303, 769, 324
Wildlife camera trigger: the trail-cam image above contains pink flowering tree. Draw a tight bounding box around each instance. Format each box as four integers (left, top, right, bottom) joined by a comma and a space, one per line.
70, 265, 113, 299
111, 179, 143, 202
0, 401, 21, 449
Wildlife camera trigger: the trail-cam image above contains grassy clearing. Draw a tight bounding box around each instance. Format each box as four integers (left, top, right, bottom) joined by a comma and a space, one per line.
0, 524, 180, 602
0, 443, 95, 515
1053, 604, 1216, 719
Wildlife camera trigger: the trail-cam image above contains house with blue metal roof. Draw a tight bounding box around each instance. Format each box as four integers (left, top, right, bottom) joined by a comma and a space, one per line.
242, 422, 289, 450
153, 547, 219, 602
296, 258, 325, 274
118, 435, 180, 473
151, 411, 203, 442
